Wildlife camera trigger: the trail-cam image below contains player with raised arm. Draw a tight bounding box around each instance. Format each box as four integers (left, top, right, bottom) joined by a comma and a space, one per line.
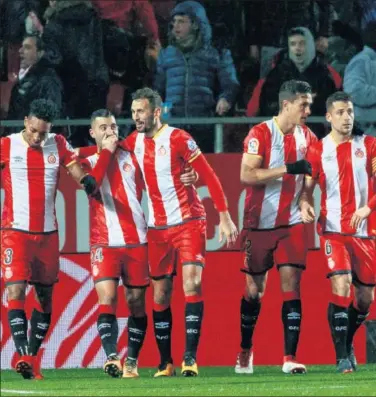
118, 87, 238, 377
236, 80, 317, 375
300, 91, 376, 373
79, 109, 149, 379
0, 99, 96, 380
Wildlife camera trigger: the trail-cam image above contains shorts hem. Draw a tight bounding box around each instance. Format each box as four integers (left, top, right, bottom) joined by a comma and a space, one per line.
150, 273, 176, 281
28, 280, 58, 287
182, 261, 205, 268
352, 273, 376, 288
94, 277, 119, 284
277, 263, 306, 271
4, 280, 27, 286
240, 267, 272, 276
124, 283, 150, 289
326, 270, 352, 279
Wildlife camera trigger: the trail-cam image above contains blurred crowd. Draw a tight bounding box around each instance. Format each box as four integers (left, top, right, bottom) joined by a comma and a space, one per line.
0, 0, 375, 151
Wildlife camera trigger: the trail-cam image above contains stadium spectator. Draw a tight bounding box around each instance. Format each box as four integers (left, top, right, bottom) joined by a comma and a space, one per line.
301, 91, 376, 373
243, 0, 332, 79
118, 87, 238, 377
153, 0, 239, 153
6, 34, 63, 133
258, 28, 338, 118
247, 27, 339, 139
0, 99, 96, 380
358, 0, 376, 28
42, 0, 109, 147
236, 80, 317, 375
344, 21, 376, 136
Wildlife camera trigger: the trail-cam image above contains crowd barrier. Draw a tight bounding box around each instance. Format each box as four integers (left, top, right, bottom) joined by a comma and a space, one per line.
3, 116, 376, 153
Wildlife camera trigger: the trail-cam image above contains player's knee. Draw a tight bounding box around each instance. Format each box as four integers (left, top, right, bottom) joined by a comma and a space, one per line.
245, 282, 264, 300
153, 289, 171, 306
126, 289, 145, 315
6, 284, 26, 301
183, 277, 201, 295
98, 294, 117, 307
355, 290, 375, 313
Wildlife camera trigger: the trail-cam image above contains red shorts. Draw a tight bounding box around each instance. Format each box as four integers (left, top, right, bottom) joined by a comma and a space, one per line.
320, 234, 376, 286
147, 219, 206, 279
1, 229, 59, 285
90, 244, 149, 288
241, 223, 308, 275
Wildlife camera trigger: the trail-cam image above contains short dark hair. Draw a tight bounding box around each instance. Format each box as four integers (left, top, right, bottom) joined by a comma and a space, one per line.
326, 91, 352, 111
23, 33, 44, 52
28, 99, 58, 122
90, 109, 114, 124
278, 80, 312, 110
131, 87, 163, 111
287, 27, 306, 39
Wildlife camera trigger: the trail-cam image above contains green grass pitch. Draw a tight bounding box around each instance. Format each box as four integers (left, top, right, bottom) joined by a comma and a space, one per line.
1, 365, 376, 396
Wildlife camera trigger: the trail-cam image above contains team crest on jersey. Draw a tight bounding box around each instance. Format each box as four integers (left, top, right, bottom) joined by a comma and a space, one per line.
187, 139, 198, 152
158, 145, 167, 156
355, 148, 364, 158
4, 268, 13, 279
328, 258, 335, 270
248, 138, 259, 154
123, 163, 132, 172
92, 265, 99, 277
47, 153, 57, 164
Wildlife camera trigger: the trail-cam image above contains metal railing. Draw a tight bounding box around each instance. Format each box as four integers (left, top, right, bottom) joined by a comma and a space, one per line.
1, 116, 375, 153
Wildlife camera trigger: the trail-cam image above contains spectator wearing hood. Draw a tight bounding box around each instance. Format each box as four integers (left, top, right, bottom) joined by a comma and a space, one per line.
153, 0, 239, 152
258, 28, 338, 121
42, 0, 109, 147
344, 21, 376, 136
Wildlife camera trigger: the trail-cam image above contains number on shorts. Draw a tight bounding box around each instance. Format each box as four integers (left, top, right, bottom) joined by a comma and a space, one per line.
244, 240, 252, 264
325, 241, 332, 256
93, 247, 103, 263
4, 248, 13, 265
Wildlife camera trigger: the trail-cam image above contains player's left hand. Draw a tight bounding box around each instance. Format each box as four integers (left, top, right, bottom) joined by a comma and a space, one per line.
350, 205, 371, 230
219, 211, 238, 248
180, 167, 198, 186
216, 98, 231, 115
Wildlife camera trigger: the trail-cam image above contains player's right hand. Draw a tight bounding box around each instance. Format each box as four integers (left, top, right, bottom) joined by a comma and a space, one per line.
286, 160, 312, 176
102, 135, 118, 153
300, 202, 315, 223
219, 211, 238, 248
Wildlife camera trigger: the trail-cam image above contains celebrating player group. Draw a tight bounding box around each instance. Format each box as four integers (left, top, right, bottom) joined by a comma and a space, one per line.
1, 82, 375, 380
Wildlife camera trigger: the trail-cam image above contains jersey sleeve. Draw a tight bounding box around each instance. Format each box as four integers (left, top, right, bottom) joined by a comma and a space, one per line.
174, 130, 202, 163
243, 126, 266, 157
118, 133, 136, 152
306, 143, 321, 180
56, 135, 78, 167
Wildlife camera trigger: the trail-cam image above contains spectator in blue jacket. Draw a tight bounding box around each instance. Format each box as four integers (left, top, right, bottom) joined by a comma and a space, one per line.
344, 21, 376, 135
153, 0, 239, 152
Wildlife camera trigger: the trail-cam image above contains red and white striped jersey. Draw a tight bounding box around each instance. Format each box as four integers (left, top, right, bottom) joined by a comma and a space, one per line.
243, 118, 317, 229
0, 132, 77, 233
306, 134, 376, 238
83, 150, 147, 246
122, 125, 206, 228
